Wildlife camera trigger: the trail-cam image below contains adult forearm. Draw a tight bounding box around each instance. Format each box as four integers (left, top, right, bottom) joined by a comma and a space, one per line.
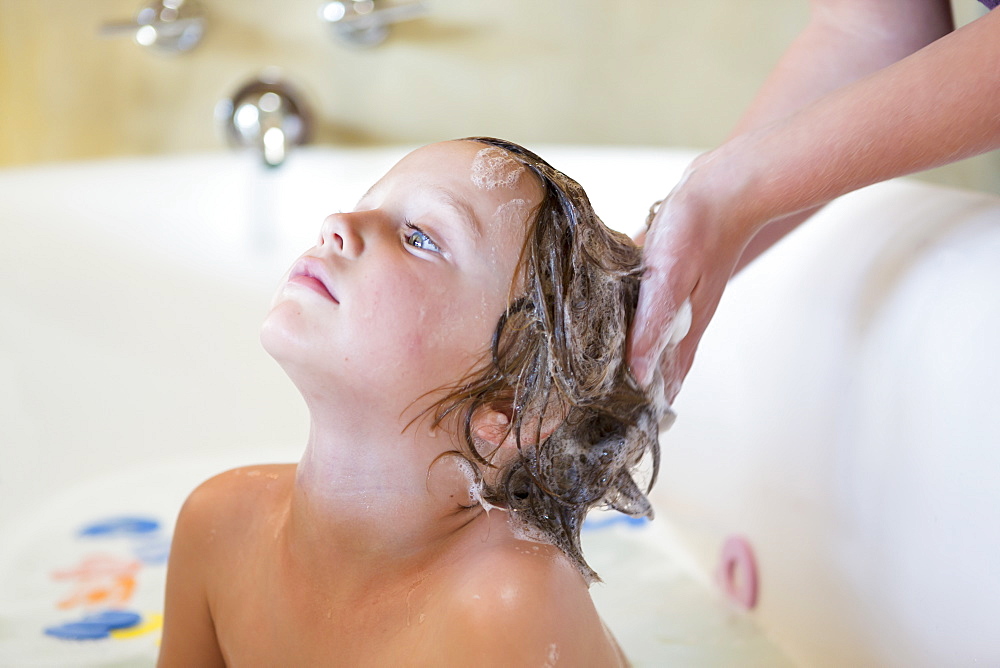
701, 6, 1000, 241
730, 0, 953, 139
726, 0, 953, 270
627, 1, 982, 391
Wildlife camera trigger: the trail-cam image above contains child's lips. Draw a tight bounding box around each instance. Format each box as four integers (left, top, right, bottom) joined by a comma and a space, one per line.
289, 257, 339, 303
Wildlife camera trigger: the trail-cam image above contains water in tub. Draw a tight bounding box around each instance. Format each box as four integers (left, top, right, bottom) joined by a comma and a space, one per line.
0, 449, 792, 666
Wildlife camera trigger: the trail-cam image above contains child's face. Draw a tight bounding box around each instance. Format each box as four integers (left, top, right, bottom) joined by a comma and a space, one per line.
261, 141, 542, 419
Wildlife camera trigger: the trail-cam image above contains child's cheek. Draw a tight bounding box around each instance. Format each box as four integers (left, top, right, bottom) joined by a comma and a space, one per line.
375, 277, 438, 355
406, 288, 476, 369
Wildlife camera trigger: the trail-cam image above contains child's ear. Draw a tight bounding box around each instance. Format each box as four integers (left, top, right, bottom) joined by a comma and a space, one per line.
472, 407, 512, 450
471, 404, 561, 453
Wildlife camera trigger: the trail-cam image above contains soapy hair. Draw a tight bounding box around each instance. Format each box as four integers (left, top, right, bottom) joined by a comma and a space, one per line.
426, 137, 664, 583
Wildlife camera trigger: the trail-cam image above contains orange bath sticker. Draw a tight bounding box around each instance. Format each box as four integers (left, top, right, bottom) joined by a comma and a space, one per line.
51, 553, 140, 610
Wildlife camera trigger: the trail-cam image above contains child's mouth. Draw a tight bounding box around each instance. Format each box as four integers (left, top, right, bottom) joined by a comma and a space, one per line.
289, 259, 339, 303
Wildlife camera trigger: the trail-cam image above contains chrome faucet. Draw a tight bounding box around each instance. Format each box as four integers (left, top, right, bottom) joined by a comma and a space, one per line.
319, 0, 429, 47
216, 73, 313, 168
100, 0, 206, 54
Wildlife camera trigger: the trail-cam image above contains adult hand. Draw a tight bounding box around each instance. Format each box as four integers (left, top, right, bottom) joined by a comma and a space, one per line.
628, 2, 1000, 403
627, 162, 752, 403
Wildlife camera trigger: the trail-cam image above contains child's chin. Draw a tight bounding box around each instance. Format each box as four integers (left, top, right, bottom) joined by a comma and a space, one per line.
259, 307, 307, 365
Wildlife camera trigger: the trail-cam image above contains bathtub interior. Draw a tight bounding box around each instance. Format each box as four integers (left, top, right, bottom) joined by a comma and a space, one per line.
6, 143, 998, 667
663, 179, 1000, 666
0, 146, 794, 666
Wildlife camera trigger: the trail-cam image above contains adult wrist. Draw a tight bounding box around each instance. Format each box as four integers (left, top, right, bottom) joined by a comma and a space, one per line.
672, 143, 771, 247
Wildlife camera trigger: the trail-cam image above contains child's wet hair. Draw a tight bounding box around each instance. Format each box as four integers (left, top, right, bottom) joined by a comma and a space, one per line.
426, 137, 664, 582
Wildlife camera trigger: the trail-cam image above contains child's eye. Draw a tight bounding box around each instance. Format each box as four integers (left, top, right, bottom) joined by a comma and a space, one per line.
404, 223, 442, 253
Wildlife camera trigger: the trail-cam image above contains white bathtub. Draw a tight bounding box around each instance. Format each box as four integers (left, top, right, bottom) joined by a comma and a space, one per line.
0, 144, 997, 667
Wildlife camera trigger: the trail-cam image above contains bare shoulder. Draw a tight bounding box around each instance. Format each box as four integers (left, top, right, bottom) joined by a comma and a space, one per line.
171, 464, 293, 548
433, 537, 627, 667
191, 463, 297, 500
186, 463, 294, 517
158, 464, 295, 667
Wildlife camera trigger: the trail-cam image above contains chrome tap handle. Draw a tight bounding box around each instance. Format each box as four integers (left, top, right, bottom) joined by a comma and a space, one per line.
319, 0, 429, 47
99, 0, 206, 53
216, 72, 313, 169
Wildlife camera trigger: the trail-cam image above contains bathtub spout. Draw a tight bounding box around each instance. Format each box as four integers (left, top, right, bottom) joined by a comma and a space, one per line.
217, 72, 312, 168
261, 126, 289, 168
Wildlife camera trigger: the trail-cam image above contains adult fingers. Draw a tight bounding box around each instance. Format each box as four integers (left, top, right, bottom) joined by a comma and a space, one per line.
658, 265, 730, 403
627, 267, 681, 389
660, 333, 697, 404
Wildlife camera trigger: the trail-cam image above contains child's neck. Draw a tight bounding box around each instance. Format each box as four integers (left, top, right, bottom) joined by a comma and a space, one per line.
281, 404, 489, 589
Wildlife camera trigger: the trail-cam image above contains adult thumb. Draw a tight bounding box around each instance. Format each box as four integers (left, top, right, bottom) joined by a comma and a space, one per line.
628, 275, 676, 387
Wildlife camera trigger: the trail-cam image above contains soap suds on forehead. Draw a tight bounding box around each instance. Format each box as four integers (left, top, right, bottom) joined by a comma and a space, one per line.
494, 198, 528, 225
471, 146, 526, 191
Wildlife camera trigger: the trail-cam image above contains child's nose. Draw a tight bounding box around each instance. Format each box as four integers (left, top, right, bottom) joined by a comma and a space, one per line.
318, 212, 364, 257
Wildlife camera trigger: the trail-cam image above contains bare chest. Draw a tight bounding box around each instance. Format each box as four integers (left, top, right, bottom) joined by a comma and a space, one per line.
209, 546, 438, 666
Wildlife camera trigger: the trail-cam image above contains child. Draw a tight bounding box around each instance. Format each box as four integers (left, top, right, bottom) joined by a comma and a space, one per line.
158, 137, 663, 666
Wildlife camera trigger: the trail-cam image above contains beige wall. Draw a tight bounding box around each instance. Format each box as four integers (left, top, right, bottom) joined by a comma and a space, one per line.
2, 0, 997, 192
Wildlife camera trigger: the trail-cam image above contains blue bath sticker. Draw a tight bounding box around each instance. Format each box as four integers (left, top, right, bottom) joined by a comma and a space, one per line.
132, 536, 171, 565
82, 610, 143, 630
44, 610, 142, 641
79, 517, 161, 538
44, 622, 111, 641
78, 515, 171, 564
582, 513, 649, 531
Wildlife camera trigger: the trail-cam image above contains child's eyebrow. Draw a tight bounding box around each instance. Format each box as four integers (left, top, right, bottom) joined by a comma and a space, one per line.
429, 185, 482, 240
355, 182, 482, 240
